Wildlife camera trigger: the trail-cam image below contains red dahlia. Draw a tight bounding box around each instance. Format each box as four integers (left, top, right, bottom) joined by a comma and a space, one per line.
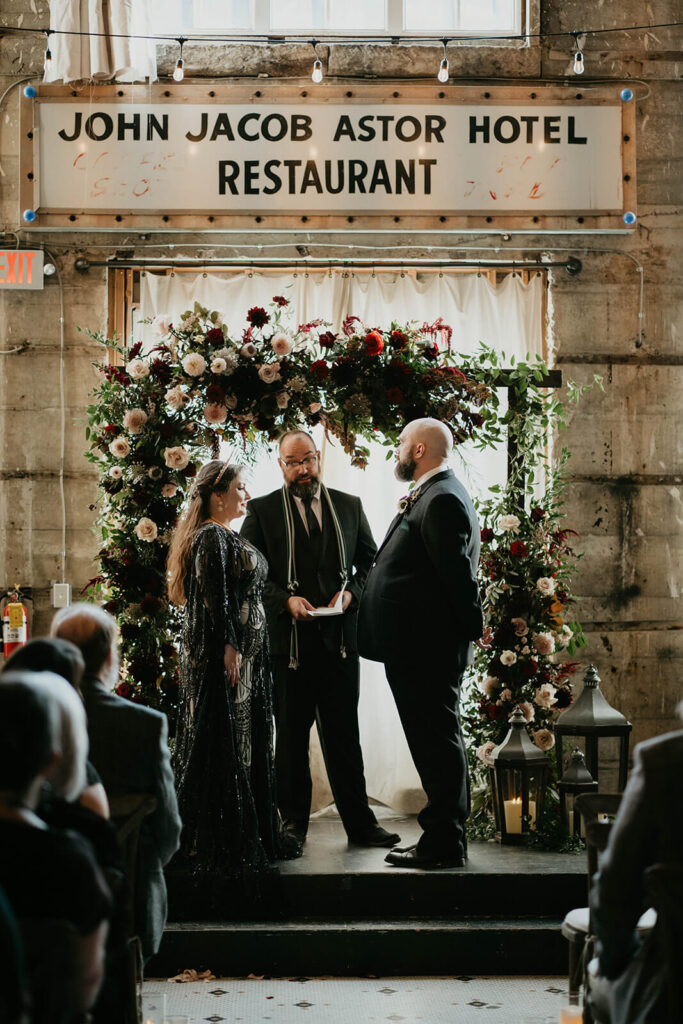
510, 540, 528, 557
272, 295, 289, 307
206, 328, 224, 346
389, 330, 408, 350
481, 527, 494, 542
386, 387, 404, 404
310, 360, 330, 381
246, 306, 270, 328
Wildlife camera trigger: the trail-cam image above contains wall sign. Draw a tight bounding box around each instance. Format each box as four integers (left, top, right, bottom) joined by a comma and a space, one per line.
0, 250, 44, 289
21, 83, 636, 231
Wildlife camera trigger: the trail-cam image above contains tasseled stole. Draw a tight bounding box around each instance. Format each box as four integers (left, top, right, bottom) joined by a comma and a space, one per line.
281, 484, 349, 669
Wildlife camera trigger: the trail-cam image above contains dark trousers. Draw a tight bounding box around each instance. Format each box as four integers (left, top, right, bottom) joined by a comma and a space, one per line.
385, 645, 470, 858
272, 625, 376, 838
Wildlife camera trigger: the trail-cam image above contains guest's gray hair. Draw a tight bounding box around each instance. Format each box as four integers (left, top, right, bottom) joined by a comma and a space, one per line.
29, 671, 89, 802
51, 602, 118, 677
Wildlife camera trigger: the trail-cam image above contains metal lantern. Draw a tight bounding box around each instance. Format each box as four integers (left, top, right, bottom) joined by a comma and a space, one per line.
490, 705, 550, 845
558, 748, 598, 837
554, 664, 632, 791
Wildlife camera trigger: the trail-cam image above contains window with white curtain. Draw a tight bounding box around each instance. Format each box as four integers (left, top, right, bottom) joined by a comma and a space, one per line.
149, 0, 524, 36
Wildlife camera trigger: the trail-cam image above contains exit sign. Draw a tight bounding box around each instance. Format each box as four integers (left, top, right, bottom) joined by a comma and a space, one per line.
0, 250, 44, 289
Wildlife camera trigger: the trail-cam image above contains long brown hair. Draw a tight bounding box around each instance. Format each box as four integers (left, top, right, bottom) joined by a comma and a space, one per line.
166, 460, 241, 605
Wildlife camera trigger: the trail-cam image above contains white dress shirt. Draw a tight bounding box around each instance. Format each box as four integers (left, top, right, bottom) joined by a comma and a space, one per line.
291, 485, 323, 535
410, 461, 450, 495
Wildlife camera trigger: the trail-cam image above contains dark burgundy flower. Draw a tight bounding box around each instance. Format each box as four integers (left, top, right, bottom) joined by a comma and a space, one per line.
556, 590, 569, 604
389, 330, 408, 350
139, 594, 165, 615
386, 387, 404, 404
149, 358, 172, 385
158, 421, 175, 439
481, 527, 494, 543
554, 687, 572, 708
423, 343, 439, 361
510, 540, 528, 557
521, 660, 539, 678
206, 383, 226, 403
310, 359, 330, 382
115, 682, 133, 699
128, 342, 142, 360
318, 331, 337, 349
331, 356, 357, 386
128, 657, 158, 686
247, 306, 270, 328
469, 412, 484, 428
119, 622, 137, 641
364, 331, 384, 356
183, 462, 197, 478
272, 295, 289, 307
531, 507, 547, 522
206, 327, 224, 346
488, 704, 506, 720
103, 599, 120, 615
104, 424, 118, 435
386, 360, 412, 384
440, 365, 466, 383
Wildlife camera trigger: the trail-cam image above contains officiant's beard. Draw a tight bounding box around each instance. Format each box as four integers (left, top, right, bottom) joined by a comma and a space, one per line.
394, 454, 417, 482
288, 477, 319, 501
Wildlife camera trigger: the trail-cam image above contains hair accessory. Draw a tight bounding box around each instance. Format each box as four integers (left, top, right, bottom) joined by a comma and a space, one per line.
214, 461, 231, 487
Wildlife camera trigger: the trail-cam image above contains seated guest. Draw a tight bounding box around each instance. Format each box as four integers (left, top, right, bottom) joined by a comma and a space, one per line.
3, 637, 109, 819
590, 709, 683, 1023
51, 603, 182, 961
0, 672, 111, 1017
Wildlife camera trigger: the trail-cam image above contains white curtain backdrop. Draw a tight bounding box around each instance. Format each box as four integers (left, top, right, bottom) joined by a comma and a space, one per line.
138, 270, 544, 812
45, 0, 157, 83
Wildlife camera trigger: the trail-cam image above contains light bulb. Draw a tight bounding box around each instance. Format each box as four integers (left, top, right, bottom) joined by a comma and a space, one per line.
573, 50, 584, 74
173, 57, 184, 82
312, 59, 323, 84
437, 57, 449, 83
44, 47, 52, 72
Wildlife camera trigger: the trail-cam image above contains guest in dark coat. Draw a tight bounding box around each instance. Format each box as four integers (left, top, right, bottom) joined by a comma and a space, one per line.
241, 430, 399, 849
51, 603, 181, 961
590, 724, 683, 1024
359, 417, 484, 869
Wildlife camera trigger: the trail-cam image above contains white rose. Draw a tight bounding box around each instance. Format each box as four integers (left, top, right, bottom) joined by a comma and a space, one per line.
478, 675, 500, 698
476, 741, 498, 766
534, 682, 557, 709
499, 514, 521, 533
109, 466, 123, 479
108, 437, 130, 458
257, 362, 281, 384
161, 483, 178, 498
533, 728, 555, 752
536, 576, 556, 596
500, 650, 517, 666
557, 624, 573, 649
152, 314, 173, 337
134, 517, 158, 543
271, 332, 293, 356
213, 348, 238, 375
163, 446, 190, 470
511, 617, 528, 636
182, 353, 207, 377
533, 632, 555, 656
165, 385, 188, 410
210, 358, 227, 374
126, 358, 150, 379
241, 343, 257, 358
276, 391, 289, 409
309, 402, 322, 414
519, 701, 535, 723
122, 408, 148, 434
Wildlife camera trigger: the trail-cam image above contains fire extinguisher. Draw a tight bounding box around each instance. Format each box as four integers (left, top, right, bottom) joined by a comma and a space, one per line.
2, 590, 28, 659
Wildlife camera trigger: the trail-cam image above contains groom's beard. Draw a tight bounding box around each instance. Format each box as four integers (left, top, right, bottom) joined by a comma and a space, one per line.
394, 454, 417, 483
288, 477, 319, 500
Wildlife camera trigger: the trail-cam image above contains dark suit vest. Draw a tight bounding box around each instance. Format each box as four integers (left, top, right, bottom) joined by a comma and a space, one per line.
292, 496, 331, 609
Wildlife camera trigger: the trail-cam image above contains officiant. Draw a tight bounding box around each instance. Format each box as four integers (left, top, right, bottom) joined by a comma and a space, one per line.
241, 430, 400, 849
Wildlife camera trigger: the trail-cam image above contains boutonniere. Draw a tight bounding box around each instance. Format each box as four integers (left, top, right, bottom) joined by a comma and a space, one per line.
397, 490, 419, 514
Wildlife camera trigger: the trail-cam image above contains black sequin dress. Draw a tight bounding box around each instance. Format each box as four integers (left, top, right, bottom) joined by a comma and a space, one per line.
174, 522, 300, 879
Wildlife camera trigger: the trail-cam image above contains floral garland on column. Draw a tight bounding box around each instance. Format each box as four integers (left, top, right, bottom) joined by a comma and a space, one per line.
85, 297, 489, 715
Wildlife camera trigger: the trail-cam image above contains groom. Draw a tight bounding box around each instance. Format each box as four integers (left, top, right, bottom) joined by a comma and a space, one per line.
358, 417, 484, 869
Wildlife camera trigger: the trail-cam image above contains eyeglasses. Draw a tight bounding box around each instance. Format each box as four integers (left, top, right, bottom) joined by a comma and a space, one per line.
279, 454, 318, 469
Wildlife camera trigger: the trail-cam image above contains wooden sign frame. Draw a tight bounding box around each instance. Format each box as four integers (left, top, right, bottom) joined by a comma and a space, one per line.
20, 81, 636, 232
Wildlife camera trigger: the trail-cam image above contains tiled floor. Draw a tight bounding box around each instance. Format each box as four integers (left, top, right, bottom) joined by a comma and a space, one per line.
142, 976, 576, 1023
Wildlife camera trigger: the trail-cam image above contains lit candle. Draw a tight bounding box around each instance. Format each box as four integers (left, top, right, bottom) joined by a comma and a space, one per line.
559, 1006, 583, 1022
504, 797, 536, 833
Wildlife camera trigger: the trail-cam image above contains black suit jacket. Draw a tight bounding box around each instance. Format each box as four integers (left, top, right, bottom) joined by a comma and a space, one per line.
240, 487, 376, 656
81, 677, 182, 959
358, 468, 483, 663
590, 730, 683, 1023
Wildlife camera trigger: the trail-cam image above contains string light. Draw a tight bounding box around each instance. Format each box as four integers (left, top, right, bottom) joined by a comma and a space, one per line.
173, 37, 185, 82
311, 40, 323, 84
43, 29, 52, 73
437, 38, 449, 83
572, 32, 585, 75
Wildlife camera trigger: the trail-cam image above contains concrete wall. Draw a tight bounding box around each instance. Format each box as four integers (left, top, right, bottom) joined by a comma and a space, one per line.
0, 2, 681, 747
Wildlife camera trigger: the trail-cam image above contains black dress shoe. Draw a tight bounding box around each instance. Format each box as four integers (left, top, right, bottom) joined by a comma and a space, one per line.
284, 820, 308, 844
348, 825, 401, 848
384, 847, 466, 869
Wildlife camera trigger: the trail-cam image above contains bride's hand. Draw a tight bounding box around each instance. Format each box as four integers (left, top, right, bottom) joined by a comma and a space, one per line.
224, 644, 242, 687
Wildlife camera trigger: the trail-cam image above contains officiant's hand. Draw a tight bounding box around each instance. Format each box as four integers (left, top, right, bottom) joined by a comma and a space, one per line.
224, 644, 242, 687
329, 591, 352, 611
286, 595, 316, 620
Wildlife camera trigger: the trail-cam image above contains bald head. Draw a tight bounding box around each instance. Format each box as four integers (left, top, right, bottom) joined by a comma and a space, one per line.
395, 418, 452, 483
51, 602, 118, 680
